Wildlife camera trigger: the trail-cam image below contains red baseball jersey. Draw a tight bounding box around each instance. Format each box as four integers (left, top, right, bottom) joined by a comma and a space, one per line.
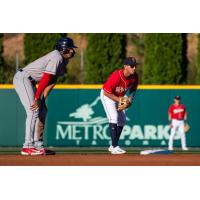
168, 104, 186, 120
103, 69, 138, 97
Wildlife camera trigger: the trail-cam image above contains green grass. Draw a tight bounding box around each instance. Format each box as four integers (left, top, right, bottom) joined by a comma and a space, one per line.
0, 147, 200, 155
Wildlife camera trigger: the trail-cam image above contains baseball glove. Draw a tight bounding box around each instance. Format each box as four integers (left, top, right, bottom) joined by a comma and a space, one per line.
117, 97, 131, 111
184, 123, 190, 133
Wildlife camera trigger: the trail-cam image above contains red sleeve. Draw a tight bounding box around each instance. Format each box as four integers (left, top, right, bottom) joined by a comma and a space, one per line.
103, 71, 119, 94
168, 105, 173, 115
183, 105, 187, 116
34, 73, 55, 100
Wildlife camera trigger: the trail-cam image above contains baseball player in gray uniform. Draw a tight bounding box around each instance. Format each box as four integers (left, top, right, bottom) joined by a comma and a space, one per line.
13, 37, 77, 155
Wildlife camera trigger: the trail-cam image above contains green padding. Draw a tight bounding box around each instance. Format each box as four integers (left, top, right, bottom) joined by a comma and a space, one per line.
46, 89, 200, 147
0, 88, 199, 147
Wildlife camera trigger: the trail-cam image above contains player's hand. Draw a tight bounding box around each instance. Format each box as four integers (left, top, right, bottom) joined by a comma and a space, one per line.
30, 99, 39, 111
170, 123, 173, 128
117, 97, 131, 111
41, 96, 48, 111
128, 96, 133, 104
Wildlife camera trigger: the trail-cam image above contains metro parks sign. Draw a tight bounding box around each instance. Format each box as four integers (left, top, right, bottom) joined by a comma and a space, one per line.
53, 96, 181, 147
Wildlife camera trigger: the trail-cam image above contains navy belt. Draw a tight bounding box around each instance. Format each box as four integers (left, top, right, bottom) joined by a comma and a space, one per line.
18, 68, 36, 84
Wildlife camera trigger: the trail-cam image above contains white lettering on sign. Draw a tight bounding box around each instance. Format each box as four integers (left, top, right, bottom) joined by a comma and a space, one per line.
157, 125, 170, 139
56, 125, 72, 140
55, 96, 179, 146
56, 124, 174, 143
144, 125, 157, 139
129, 125, 144, 140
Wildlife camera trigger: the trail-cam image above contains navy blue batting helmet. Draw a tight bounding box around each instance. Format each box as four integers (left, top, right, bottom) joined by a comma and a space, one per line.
55, 37, 77, 53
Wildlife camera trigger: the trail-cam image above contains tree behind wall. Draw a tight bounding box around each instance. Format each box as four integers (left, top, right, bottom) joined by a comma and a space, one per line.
196, 34, 200, 83
142, 33, 187, 84
85, 33, 126, 84
24, 33, 73, 83
0, 34, 4, 83
24, 33, 61, 65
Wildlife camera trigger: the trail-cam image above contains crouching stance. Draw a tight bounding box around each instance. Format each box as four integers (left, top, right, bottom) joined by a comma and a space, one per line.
13, 37, 77, 155
100, 57, 139, 154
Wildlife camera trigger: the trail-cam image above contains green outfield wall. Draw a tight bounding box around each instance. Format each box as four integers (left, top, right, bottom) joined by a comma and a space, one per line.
0, 85, 200, 147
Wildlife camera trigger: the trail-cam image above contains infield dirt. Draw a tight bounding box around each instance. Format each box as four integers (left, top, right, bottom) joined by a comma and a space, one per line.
0, 154, 200, 166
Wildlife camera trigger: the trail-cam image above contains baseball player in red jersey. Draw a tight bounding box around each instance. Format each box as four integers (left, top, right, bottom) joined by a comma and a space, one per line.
168, 96, 188, 151
100, 57, 139, 154
13, 37, 77, 155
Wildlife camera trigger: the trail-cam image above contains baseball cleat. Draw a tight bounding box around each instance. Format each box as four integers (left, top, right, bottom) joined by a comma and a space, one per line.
111, 146, 126, 154
36, 148, 56, 155
108, 145, 114, 152
182, 147, 189, 151
21, 148, 44, 156
168, 147, 173, 151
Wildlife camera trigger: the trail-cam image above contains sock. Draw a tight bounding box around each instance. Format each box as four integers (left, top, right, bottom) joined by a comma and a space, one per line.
117, 126, 123, 143
109, 123, 118, 147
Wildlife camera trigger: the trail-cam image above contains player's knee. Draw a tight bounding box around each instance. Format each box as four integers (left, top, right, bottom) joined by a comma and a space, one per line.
118, 121, 126, 127
27, 109, 39, 118
109, 118, 118, 124
118, 118, 126, 126
118, 117, 126, 126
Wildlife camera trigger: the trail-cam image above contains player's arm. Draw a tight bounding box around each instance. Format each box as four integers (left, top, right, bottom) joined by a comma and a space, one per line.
168, 107, 173, 131
42, 83, 56, 99
39, 83, 56, 111
103, 71, 120, 102
35, 73, 57, 100
168, 113, 172, 121
128, 77, 138, 103
184, 111, 187, 121
43, 76, 57, 99
168, 110, 173, 128
168, 106, 172, 121
30, 73, 57, 111
128, 89, 137, 103
103, 91, 120, 103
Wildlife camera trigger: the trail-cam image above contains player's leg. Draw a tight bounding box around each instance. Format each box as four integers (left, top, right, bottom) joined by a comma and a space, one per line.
109, 123, 118, 147
13, 71, 39, 151
168, 119, 177, 150
111, 110, 127, 153
117, 110, 126, 143
100, 90, 126, 154
100, 90, 118, 148
34, 110, 46, 149
178, 121, 188, 150
33, 97, 55, 155
34, 96, 47, 149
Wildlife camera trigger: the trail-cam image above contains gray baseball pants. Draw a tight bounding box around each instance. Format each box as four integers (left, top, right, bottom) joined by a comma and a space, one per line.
13, 70, 47, 149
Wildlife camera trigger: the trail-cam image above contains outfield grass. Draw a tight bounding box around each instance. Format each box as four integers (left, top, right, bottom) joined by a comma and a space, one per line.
0, 147, 200, 155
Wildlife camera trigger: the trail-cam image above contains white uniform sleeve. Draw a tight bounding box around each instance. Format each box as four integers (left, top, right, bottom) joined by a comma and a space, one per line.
45, 56, 62, 75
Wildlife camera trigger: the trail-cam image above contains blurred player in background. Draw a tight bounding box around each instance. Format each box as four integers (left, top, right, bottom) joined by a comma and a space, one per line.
100, 57, 139, 154
13, 37, 77, 155
168, 96, 189, 151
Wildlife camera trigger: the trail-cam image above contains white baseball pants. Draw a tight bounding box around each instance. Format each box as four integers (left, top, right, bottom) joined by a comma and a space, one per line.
100, 89, 126, 126
168, 119, 187, 149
